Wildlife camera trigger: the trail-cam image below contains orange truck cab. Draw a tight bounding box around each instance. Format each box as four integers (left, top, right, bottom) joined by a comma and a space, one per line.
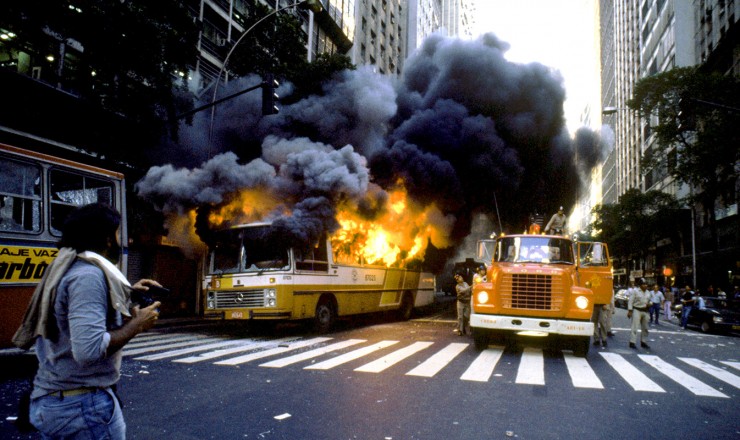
470, 234, 612, 357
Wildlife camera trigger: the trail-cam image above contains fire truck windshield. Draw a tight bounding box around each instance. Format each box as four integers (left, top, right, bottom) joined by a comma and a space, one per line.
494, 236, 574, 264
209, 225, 290, 274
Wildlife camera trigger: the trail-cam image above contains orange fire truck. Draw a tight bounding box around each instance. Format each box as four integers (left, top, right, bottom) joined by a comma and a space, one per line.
470, 234, 612, 356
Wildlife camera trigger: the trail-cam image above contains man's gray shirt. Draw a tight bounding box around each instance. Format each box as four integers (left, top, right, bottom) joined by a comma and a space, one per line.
32, 260, 123, 398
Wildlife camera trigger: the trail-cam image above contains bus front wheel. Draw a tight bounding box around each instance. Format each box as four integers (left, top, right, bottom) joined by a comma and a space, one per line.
314, 297, 336, 334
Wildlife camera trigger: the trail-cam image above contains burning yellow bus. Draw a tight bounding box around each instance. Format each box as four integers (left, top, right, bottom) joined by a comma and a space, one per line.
203, 222, 436, 332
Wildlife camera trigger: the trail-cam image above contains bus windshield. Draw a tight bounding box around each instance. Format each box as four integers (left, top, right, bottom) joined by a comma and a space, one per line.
209, 225, 290, 274
494, 236, 574, 264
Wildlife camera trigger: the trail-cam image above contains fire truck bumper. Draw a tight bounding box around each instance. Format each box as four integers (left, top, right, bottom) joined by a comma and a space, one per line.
470, 313, 594, 336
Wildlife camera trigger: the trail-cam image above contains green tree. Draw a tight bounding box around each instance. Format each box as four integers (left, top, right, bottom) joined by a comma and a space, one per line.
592, 189, 678, 269
628, 67, 740, 255
3, 0, 198, 128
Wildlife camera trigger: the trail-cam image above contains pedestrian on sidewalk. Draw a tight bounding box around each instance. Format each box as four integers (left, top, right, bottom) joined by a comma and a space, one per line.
13, 203, 163, 439
628, 278, 652, 349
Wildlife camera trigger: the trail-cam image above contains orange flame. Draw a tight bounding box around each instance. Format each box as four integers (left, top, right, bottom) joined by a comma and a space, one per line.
208, 189, 286, 227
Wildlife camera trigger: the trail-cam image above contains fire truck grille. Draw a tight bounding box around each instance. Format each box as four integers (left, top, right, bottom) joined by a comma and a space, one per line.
213, 290, 264, 309
501, 274, 564, 311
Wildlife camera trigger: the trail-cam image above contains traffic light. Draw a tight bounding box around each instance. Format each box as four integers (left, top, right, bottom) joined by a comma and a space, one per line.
262, 73, 279, 116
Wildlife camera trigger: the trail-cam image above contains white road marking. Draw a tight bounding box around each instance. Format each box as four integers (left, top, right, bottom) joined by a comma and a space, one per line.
214, 337, 332, 366
135, 339, 261, 361
516, 348, 545, 385
563, 353, 603, 389
305, 340, 399, 370
406, 343, 469, 377
126, 334, 205, 349
599, 352, 665, 392
460, 347, 505, 382
721, 361, 740, 371
639, 355, 728, 398
123, 337, 224, 356
260, 339, 367, 368
355, 342, 434, 373
173, 338, 299, 363
678, 358, 740, 389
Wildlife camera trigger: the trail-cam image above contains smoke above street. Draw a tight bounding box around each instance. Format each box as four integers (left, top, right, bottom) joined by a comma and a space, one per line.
137, 32, 609, 269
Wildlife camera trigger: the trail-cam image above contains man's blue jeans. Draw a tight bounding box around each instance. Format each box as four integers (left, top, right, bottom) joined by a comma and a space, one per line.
681, 305, 693, 329
30, 387, 125, 439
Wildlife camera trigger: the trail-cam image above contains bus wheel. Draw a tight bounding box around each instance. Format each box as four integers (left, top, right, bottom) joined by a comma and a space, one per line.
397, 292, 414, 321
314, 297, 336, 334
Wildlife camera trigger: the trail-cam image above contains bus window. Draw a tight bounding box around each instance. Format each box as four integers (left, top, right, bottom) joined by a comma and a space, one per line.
0, 157, 41, 233
296, 237, 328, 272
50, 169, 114, 235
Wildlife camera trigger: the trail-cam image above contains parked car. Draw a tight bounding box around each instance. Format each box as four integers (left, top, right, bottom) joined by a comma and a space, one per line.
614, 288, 630, 309
683, 297, 740, 333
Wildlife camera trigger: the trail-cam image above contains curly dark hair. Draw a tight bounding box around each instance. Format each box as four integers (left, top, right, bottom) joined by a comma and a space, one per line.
57, 203, 121, 254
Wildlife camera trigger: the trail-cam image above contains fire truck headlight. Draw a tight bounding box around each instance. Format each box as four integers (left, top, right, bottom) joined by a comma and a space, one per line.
476, 291, 489, 304
575, 296, 589, 310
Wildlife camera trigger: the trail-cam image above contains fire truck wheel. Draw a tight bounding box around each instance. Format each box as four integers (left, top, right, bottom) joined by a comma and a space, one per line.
472, 328, 489, 350
314, 297, 336, 334
572, 337, 590, 357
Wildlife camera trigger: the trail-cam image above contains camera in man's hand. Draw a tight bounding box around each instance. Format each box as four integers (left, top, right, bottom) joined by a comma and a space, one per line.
131, 285, 170, 308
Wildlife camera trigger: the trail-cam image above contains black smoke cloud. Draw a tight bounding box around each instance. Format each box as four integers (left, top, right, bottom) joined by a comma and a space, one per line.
138, 32, 609, 265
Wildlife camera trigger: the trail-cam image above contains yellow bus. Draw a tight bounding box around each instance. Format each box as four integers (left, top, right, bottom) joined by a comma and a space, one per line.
203, 222, 436, 332
0, 142, 126, 347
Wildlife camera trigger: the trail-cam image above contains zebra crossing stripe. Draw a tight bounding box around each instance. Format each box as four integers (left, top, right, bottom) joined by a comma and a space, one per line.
406, 343, 469, 377
304, 340, 399, 370
260, 339, 367, 368
516, 348, 544, 385
173, 338, 299, 364
123, 337, 224, 356
355, 342, 434, 373
131, 332, 184, 341
721, 361, 740, 371
460, 346, 504, 382
639, 355, 729, 398
678, 358, 740, 390
214, 337, 332, 366
135, 339, 260, 361
563, 353, 604, 389
126, 334, 206, 349
599, 352, 665, 392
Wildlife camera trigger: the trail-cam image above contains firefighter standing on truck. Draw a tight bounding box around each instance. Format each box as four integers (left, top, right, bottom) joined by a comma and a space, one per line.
545, 206, 567, 236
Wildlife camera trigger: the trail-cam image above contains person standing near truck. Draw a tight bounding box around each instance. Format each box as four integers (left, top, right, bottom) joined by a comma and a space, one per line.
454, 273, 472, 336
627, 278, 652, 349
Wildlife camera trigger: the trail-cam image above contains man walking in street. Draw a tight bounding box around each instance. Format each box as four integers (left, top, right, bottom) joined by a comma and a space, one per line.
649, 284, 665, 325
627, 278, 652, 349
13, 203, 163, 439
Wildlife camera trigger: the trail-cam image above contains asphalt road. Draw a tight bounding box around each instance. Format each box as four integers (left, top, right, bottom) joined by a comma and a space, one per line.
2, 299, 739, 439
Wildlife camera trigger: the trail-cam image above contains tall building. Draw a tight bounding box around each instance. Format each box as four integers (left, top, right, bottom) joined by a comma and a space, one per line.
600, 0, 739, 288
352, 0, 407, 75
190, 0, 354, 92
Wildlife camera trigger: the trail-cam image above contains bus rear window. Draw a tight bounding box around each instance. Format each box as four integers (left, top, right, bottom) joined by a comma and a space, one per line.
0, 157, 41, 233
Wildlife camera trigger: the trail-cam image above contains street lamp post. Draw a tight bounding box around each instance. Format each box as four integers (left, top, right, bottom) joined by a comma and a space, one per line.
207, 0, 322, 157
